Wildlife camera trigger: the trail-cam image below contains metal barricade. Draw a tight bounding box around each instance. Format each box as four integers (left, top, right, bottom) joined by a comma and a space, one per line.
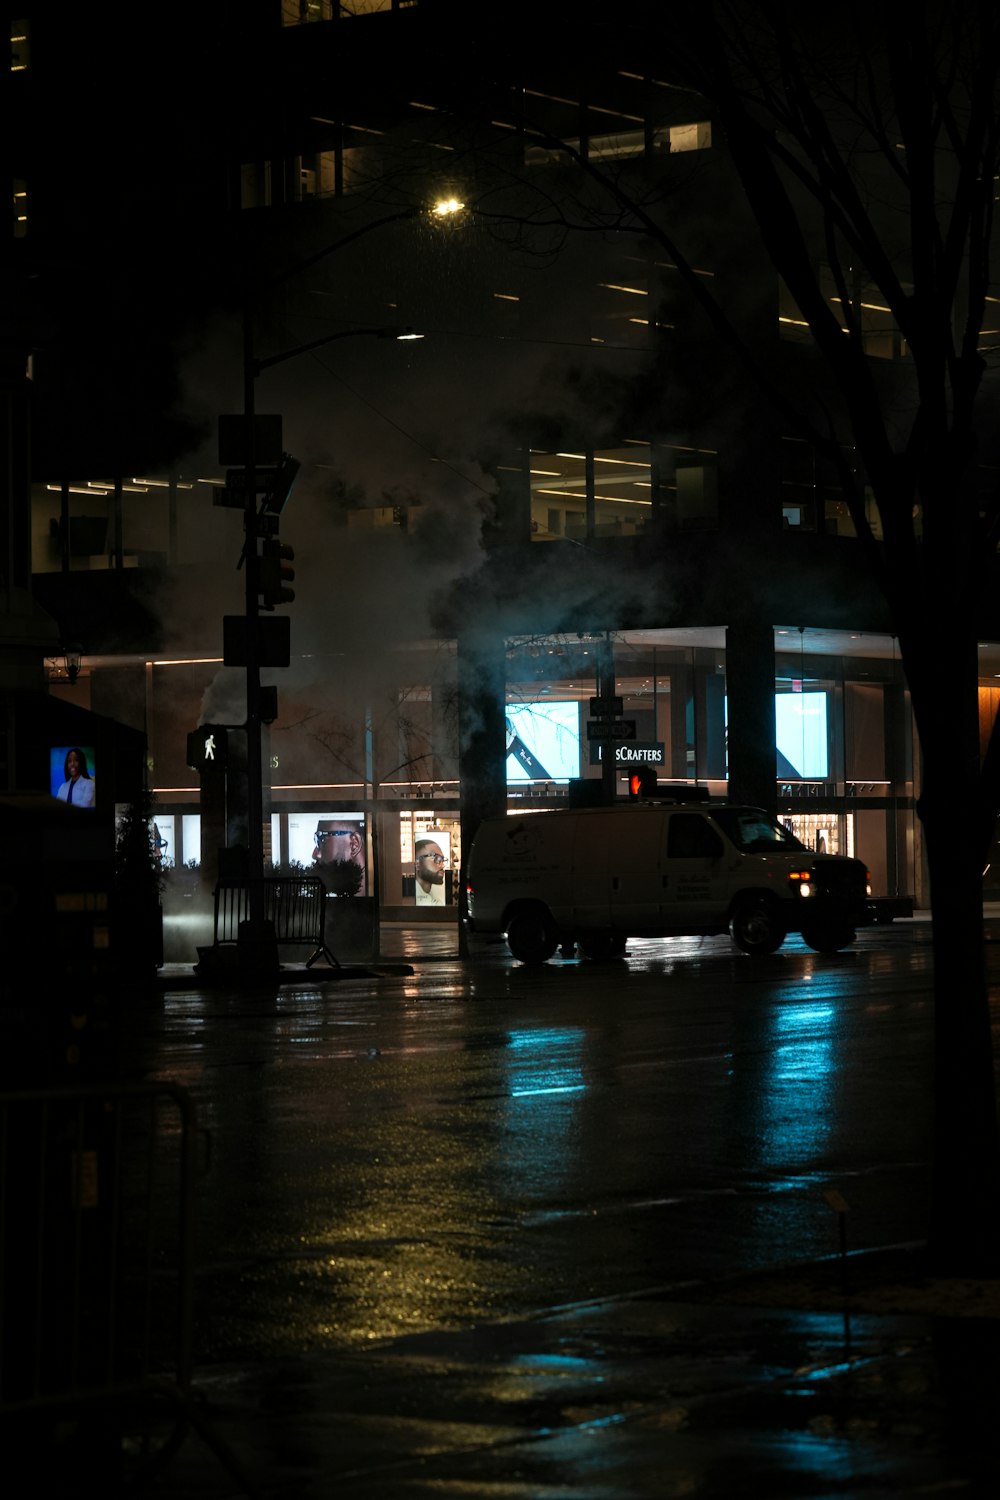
0, 1081, 259, 1494
213, 875, 339, 967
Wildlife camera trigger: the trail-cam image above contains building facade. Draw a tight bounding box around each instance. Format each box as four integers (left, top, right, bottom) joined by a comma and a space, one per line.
11, 4, 1000, 957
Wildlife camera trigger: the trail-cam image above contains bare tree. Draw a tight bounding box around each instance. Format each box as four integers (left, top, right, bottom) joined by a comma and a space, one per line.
479, 0, 1000, 1272
246, 1, 1000, 1269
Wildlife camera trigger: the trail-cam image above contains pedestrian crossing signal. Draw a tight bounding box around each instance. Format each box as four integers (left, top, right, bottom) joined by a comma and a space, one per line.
629, 766, 657, 799
186, 725, 229, 773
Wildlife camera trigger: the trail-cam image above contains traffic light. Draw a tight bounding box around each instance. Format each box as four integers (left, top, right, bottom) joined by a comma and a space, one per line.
628, 765, 658, 800
260, 537, 295, 609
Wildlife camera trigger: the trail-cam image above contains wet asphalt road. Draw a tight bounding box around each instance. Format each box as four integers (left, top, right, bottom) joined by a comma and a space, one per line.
119, 921, 963, 1367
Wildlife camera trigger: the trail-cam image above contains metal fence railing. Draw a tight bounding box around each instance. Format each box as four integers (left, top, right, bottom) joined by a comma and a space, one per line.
213, 876, 339, 967
0, 1080, 260, 1494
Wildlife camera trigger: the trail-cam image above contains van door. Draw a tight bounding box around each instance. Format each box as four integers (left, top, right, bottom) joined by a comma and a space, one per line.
570, 809, 665, 933
570, 811, 615, 929
610, 808, 667, 932
661, 811, 728, 929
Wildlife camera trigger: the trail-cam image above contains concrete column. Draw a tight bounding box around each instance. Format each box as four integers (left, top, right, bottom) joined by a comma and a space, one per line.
457, 629, 506, 950
725, 622, 777, 815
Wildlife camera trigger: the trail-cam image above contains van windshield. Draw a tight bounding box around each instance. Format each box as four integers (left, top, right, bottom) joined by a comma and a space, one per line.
712, 809, 807, 853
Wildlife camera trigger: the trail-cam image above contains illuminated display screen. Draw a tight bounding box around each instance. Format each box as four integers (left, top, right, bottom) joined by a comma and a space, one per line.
506, 702, 581, 784
775, 692, 829, 778
51, 744, 97, 807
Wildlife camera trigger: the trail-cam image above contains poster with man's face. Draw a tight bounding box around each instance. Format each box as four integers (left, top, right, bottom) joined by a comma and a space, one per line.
413, 830, 450, 905
287, 811, 367, 895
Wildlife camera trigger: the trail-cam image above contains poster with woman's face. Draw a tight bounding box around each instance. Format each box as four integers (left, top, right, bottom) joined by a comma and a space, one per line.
51, 745, 97, 807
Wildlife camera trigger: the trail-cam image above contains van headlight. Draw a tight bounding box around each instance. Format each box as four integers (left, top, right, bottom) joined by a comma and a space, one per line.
789, 869, 814, 898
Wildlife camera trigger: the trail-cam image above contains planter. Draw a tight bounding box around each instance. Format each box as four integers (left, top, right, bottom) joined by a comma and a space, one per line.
324, 896, 375, 959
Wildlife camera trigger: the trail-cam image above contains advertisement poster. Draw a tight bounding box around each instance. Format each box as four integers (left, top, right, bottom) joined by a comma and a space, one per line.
775, 692, 829, 778
51, 744, 97, 807
413, 829, 450, 905
505, 702, 580, 784
150, 815, 173, 867
288, 810, 367, 896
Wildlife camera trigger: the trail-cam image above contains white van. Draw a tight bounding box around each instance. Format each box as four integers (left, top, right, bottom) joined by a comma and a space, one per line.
465, 801, 874, 964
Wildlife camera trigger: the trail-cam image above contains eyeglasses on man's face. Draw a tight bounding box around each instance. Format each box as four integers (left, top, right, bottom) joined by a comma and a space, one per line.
315, 829, 355, 844
418, 851, 445, 864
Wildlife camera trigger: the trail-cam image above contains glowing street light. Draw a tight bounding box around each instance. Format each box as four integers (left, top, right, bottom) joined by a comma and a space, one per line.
432, 196, 466, 217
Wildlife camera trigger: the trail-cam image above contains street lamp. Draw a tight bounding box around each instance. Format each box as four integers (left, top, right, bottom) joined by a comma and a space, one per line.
432, 196, 466, 217
252, 325, 422, 374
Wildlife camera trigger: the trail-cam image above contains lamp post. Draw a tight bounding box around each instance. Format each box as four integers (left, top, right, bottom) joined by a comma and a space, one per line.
234, 202, 457, 966
238, 278, 425, 962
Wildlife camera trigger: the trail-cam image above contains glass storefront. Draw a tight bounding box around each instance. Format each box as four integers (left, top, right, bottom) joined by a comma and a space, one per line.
144, 625, 940, 926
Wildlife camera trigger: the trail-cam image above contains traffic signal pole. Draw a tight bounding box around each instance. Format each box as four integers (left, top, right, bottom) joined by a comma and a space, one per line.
598, 634, 617, 806
230, 207, 427, 975
241, 299, 272, 968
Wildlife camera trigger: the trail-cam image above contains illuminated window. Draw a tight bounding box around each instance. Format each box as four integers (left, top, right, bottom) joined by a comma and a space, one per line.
526, 126, 674, 166
240, 151, 345, 208
11, 18, 29, 71
281, 0, 333, 22
669, 121, 711, 152
335, 0, 405, 16
13, 178, 27, 238
978, 294, 1000, 355
780, 270, 910, 360
528, 445, 656, 541
779, 437, 861, 535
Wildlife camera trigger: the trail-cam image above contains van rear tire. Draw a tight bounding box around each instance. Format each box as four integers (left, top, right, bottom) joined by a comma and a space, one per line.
506, 906, 559, 965
729, 897, 786, 955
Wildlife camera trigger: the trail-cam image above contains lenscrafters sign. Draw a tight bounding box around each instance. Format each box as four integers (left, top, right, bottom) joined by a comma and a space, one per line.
591, 740, 665, 767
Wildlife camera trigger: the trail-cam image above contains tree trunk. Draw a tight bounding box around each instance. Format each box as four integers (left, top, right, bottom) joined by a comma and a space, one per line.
906, 613, 1000, 1274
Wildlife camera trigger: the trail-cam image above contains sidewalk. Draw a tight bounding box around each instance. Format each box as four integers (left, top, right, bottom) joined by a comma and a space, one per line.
127, 1253, 1000, 1498
156, 921, 465, 990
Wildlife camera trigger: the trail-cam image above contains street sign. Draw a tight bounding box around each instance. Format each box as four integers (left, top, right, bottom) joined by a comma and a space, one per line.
591, 739, 664, 765
225, 467, 277, 492
589, 695, 623, 717
586, 719, 637, 741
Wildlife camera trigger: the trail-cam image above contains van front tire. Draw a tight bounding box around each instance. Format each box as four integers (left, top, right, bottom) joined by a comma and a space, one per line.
506, 906, 559, 965
801, 923, 856, 953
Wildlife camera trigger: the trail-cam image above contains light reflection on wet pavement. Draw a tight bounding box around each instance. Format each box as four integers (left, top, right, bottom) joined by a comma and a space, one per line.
114, 918, 1000, 1496
131, 922, 952, 1362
